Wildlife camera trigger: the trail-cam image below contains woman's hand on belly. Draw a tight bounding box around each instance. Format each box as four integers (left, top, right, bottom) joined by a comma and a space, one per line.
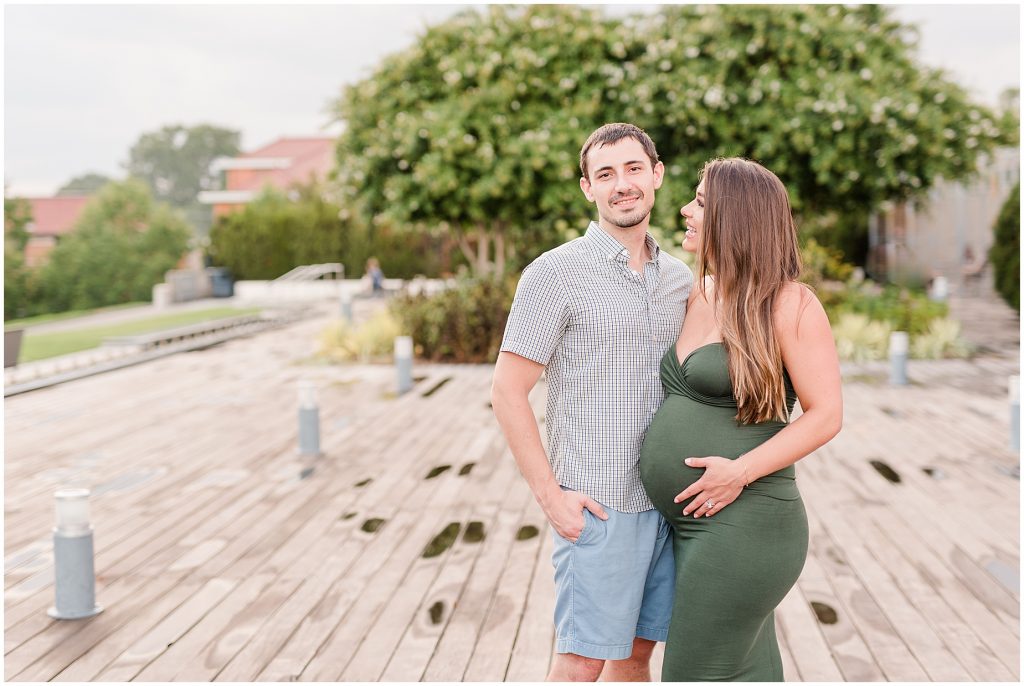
674, 456, 749, 518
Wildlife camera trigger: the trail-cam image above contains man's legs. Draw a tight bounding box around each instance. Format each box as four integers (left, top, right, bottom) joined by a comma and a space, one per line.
601, 637, 656, 681
547, 653, 604, 682
546, 638, 656, 682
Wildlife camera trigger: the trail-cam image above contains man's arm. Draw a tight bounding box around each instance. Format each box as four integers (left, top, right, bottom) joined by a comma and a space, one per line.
491, 351, 607, 542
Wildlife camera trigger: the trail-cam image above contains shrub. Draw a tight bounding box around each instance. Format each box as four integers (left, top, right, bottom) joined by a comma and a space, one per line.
827, 282, 947, 336
911, 318, 971, 359
799, 238, 855, 289
389, 276, 517, 363
832, 313, 892, 362
989, 182, 1019, 311
317, 309, 402, 363
35, 180, 191, 313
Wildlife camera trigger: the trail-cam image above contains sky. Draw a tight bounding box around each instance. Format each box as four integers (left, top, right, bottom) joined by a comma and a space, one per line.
3, 3, 1020, 197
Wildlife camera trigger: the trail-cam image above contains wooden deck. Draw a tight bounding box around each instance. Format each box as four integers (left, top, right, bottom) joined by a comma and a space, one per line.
4, 309, 1019, 681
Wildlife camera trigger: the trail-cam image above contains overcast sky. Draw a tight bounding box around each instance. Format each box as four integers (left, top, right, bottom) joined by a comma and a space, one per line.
4, 3, 1020, 196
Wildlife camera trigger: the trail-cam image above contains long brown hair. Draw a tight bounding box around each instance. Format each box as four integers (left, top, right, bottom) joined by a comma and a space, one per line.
698, 158, 802, 424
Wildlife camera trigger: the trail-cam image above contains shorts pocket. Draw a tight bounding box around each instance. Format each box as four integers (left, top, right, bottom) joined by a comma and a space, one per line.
573, 509, 591, 545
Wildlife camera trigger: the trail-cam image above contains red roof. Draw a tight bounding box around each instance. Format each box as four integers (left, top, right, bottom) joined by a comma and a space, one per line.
24, 196, 92, 237
228, 137, 336, 192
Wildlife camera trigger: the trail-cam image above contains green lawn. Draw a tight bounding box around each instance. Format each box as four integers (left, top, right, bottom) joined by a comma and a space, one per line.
5, 302, 149, 330
15, 307, 263, 363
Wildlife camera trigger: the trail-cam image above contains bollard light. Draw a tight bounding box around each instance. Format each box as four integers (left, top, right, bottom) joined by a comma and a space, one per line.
339, 292, 353, 324
889, 331, 909, 386
395, 336, 413, 395
1010, 375, 1019, 454
298, 380, 321, 456
48, 489, 102, 619
929, 276, 949, 302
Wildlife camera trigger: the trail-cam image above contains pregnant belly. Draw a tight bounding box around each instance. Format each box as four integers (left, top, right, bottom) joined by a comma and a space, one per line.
639, 395, 792, 515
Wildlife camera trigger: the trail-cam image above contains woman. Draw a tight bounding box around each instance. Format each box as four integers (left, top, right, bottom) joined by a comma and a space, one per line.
639, 158, 842, 681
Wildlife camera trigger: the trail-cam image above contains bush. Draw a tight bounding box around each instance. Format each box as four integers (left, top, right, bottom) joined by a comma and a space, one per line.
989, 182, 1019, 311
317, 309, 402, 363
826, 282, 947, 336
34, 180, 191, 314
389, 276, 517, 363
799, 238, 854, 289
911, 318, 971, 359
208, 185, 344, 280
832, 313, 892, 362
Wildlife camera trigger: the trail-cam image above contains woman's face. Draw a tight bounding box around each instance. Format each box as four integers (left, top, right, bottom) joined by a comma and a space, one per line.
680, 179, 706, 253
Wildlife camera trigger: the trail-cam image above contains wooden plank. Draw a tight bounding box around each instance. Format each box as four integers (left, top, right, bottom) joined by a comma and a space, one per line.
95, 578, 239, 681
798, 469, 973, 681
858, 514, 1015, 681
380, 450, 528, 681
420, 483, 533, 681
774, 584, 844, 681
802, 503, 929, 680
132, 572, 277, 681
797, 539, 885, 681
505, 523, 556, 682
462, 506, 547, 681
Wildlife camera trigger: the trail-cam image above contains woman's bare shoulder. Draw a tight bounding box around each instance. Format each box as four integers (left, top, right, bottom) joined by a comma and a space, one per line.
774, 282, 826, 333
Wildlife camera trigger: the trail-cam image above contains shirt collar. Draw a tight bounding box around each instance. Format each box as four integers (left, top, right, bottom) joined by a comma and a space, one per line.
584, 221, 662, 265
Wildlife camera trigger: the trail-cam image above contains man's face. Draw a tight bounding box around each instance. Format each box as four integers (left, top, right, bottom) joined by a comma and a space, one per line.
580, 138, 664, 231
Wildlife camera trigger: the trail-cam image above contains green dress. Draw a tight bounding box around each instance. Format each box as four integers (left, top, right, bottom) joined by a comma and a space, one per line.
639, 342, 808, 682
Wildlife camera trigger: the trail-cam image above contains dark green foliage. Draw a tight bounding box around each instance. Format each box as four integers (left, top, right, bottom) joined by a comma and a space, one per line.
207, 185, 344, 280
57, 173, 113, 196
331, 5, 1008, 274
4, 197, 35, 319
390, 276, 517, 363
825, 284, 948, 335
125, 123, 240, 234
989, 183, 1019, 311
799, 239, 854, 289
31, 180, 191, 315
206, 185, 452, 280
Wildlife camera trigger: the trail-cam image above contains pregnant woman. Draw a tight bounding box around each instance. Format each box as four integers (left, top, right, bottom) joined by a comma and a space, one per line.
639, 158, 843, 681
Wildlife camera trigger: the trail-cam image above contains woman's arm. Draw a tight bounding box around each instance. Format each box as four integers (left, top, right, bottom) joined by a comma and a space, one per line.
675, 283, 843, 516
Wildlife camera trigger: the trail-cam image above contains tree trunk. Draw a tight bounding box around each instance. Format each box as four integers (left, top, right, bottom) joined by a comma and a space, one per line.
476, 231, 490, 275
494, 227, 506, 278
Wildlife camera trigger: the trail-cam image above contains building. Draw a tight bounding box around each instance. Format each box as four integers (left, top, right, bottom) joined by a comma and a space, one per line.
21, 196, 92, 267
867, 146, 1020, 288
198, 136, 336, 219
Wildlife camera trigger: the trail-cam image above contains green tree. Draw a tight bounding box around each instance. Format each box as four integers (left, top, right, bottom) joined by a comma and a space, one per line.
330, 5, 1009, 274
36, 179, 191, 312
207, 184, 345, 280
989, 182, 1019, 311
628, 4, 1012, 236
124, 124, 240, 235
330, 5, 636, 277
4, 196, 36, 319
4, 196, 32, 253
56, 172, 113, 196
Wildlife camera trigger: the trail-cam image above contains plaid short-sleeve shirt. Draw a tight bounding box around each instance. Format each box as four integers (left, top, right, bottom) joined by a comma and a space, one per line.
500, 222, 693, 512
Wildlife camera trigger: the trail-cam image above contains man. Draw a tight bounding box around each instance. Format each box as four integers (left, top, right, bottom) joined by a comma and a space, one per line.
491, 123, 693, 681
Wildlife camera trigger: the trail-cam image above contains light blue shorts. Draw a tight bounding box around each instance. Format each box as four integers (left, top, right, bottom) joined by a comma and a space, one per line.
550, 495, 675, 660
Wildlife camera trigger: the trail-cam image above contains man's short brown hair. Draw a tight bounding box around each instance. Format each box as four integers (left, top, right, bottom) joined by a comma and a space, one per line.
579, 123, 660, 180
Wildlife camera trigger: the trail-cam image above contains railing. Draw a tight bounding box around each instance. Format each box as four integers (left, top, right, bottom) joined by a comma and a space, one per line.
102, 314, 265, 351
275, 264, 345, 281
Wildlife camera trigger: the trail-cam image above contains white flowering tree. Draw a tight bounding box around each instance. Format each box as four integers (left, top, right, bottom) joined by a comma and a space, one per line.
330, 4, 1011, 274
626, 4, 1011, 229
329, 5, 632, 276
